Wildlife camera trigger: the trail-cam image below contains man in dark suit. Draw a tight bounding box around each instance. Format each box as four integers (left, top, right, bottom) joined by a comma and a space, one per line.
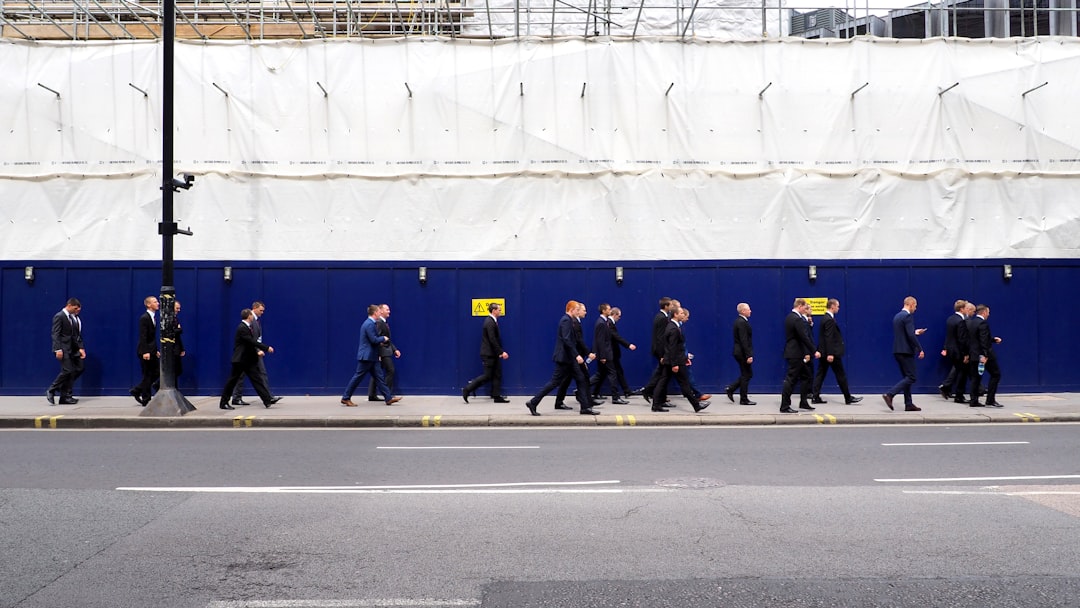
609, 308, 630, 399
639, 297, 674, 402
47, 297, 85, 405
341, 304, 400, 407
129, 295, 160, 406
967, 304, 1003, 408
588, 303, 627, 404
938, 300, 972, 402
368, 303, 402, 401
525, 300, 597, 416
231, 301, 278, 406
462, 302, 509, 403
725, 302, 756, 405
220, 308, 281, 409
651, 307, 707, 413
812, 298, 862, 405
553, 301, 600, 409
171, 300, 187, 381
883, 296, 926, 411
780, 298, 819, 413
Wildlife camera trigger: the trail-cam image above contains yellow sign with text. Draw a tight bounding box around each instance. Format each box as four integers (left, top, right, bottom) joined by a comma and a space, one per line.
472, 298, 506, 317
804, 297, 829, 316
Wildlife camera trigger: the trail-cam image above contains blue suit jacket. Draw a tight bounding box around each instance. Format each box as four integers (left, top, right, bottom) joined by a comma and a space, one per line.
355, 317, 386, 361
892, 310, 922, 355
552, 314, 579, 364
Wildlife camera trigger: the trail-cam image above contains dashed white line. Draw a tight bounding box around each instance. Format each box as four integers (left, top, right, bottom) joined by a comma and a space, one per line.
117, 479, 675, 494
875, 474, 1080, 483
881, 441, 1030, 446
208, 600, 479, 608
376, 446, 539, 450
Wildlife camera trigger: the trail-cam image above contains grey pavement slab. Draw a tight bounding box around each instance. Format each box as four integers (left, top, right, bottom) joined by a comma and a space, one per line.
2, 392, 1080, 428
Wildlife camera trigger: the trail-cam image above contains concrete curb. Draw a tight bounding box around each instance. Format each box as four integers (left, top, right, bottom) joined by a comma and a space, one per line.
4, 411, 1080, 429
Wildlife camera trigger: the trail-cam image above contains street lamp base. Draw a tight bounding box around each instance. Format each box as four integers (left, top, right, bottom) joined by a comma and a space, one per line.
140, 388, 197, 417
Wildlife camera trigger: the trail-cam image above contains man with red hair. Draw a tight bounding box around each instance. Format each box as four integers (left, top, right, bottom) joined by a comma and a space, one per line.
524, 300, 598, 416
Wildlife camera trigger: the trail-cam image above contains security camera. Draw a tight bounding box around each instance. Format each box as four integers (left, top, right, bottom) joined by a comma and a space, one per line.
171, 174, 195, 191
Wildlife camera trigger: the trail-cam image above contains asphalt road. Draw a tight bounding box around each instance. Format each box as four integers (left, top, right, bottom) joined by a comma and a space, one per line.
3, 425, 1079, 608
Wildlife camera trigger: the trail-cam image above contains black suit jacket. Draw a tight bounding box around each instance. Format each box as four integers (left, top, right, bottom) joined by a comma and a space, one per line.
593, 316, 614, 360
818, 312, 845, 357
479, 316, 502, 359
610, 319, 631, 361
661, 321, 688, 366
231, 321, 270, 365
732, 316, 753, 360
375, 318, 395, 357
650, 311, 670, 358
552, 314, 578, 364
892, 310, 922, 355
137, 311, 157, 356
783, 312, 815, 359
967, 316, 993, 359
51, 311, 83, 354
943, 313, 969, 356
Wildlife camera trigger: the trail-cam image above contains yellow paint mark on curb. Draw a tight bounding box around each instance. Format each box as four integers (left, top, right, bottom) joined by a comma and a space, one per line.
615, 415, 637, 427
813, 414, 837, 424
1013, 412, 1041, 422
34, 415, 63, 429
232, 416, 256, 427
813, 414, 824, 424
826, 414, 837, 424
421, 415, 442, 427
628, 415, 636, 426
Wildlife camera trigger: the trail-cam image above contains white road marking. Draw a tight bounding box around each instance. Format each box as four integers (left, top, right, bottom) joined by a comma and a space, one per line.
117, 479, 670, 494
375, 446, 539, 449
875, 474, 1080, 483
881, 441, 1030, 446
208, 600, 479, 608
904, 490, 1080, 496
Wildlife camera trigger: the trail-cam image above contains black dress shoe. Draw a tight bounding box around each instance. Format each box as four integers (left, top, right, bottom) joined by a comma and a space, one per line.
740, 400, 757, 406
611, 397, 630, 405
554, 403, 573, 411
693, 401, 710, 413
525, 401, 539, 416
953, 397, 968, 404
938, 385, 951, 399
969, 401, 984, 407
461, 388, 470, 403
580, 408, 600, 415
985, 401, 1003, 408
58, 398, 78, 405
882, 394, 894, 410
780, 407, 799, 413
220, 403, 235, 410
651, 406, 670, 412
845, 396, 864, 404
905, 404, 922, 411
811, 397, 827, 404
725, 386, 735, 402
493, 397, 510, 404
129, 388, 142, 403
799, 403, 816, 410
590, 399, 604, 406
642, 392, 652, 403
663, 402, 675, 408
265, 396, 282, 407
368, 397, 381, 402
231, 398, 250, 406
46, 390, 56, 405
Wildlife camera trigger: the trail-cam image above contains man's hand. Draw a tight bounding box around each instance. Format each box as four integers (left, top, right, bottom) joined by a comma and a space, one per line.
394, 350, 401, 358
915, 328, 927, 336
747, 357, 753, 364
55, 350, 64, 361
940, 349, 947, 357
827, 355, 834, 362
267, 346, 275, 354
629, 344, 637, 351
500, 352, 509, 360
672, 365, 680, 373
918, 350, 925, 359
814, 351, 821, 359
142, 353, 150, 361
575, 355, 584, 364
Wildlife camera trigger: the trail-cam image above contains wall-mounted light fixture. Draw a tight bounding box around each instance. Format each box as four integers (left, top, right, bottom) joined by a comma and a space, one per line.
808, 265, 818, 281
24, 266, 34, 284
1003, 264, 1013, 280
223, 266, 233, 283
418, 266, 428, 285
615, 266, 624, 285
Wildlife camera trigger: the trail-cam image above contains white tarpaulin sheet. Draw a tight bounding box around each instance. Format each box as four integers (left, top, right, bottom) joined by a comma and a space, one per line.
2, 36, 1079, 261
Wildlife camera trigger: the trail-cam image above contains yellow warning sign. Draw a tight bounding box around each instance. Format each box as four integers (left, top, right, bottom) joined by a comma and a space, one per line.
804, 297, 829, 316
472, 298, 506, 317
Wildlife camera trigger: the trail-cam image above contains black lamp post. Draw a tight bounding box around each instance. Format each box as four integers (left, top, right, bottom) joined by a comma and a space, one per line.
142, 0, 196, 417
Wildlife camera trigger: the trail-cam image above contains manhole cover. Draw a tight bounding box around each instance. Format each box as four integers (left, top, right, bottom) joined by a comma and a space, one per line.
655, 477, 725, 489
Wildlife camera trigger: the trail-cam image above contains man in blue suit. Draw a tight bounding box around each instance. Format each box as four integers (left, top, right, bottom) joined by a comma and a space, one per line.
341, 304, 400, 407
883, 296, 926, 411
524, 300, 597, 416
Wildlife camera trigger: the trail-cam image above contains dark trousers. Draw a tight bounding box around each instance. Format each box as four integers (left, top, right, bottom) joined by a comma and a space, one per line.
589, 360, 620, 398
780, 357, 811, 408
368, 355, 396, 400
888, 353, 917, 405
728, 355, 753, 401
611, 356, 631, 395
222, 361, 272, 405
530, 362, 590, 411
813, 356, 852, 401
48, 351, 85, 398
970, 353, 1001, 404
652, 365, 699, 408
343, 359, 392, 402
134, 354, 159, 401
555, 363, 592, 406
232, 358, 271, 400
464, 356, 502, 397
641, 356, 664, 394
942, 353, 968, 399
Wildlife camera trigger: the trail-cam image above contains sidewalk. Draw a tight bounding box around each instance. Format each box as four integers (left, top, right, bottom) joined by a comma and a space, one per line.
3, 392, 1080, 429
